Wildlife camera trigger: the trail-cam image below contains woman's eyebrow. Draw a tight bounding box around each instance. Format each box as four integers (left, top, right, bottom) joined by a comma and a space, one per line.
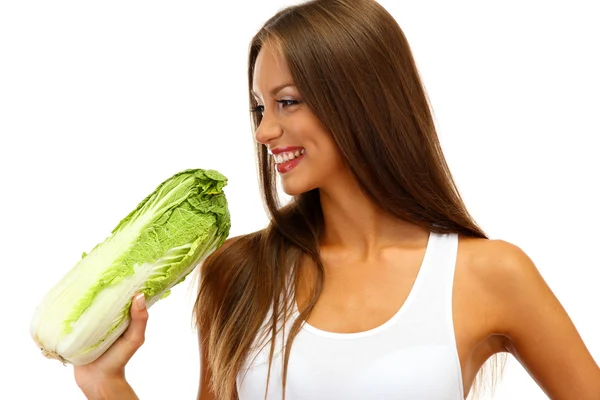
251, 83, 296, 99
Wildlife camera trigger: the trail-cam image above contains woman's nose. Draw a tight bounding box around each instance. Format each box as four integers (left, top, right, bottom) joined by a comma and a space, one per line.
254, 112, 283, 144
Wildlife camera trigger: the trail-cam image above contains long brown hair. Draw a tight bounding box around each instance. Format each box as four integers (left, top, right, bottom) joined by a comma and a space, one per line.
195, 1, 504, 399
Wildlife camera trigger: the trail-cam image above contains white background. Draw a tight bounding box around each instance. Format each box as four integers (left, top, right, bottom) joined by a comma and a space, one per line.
1, 1, 598, 399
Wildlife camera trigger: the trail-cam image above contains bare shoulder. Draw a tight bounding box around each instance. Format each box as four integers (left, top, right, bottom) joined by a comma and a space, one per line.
456, 235, 565, 333
455, 235, 526, 279
456, 235, 579, 338
455, 235, 600, 399
451, 237, 516, 354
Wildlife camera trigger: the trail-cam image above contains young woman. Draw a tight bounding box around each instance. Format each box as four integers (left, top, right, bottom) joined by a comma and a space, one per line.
73, 1, 600, 399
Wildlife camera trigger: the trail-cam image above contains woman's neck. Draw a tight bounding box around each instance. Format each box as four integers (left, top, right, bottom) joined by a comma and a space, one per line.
318, 176, 427, 257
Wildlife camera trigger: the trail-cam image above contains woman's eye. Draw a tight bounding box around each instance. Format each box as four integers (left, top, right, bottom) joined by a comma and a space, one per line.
250, 100, 299, 115
276, 99, 299, 107
250, 105, 265, 114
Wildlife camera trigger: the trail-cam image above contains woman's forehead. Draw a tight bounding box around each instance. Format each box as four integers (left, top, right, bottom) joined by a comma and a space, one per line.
252, 44, 294, 97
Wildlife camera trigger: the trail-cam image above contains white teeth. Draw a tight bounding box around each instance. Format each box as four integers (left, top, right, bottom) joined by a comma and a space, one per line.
272, 149, 305, 164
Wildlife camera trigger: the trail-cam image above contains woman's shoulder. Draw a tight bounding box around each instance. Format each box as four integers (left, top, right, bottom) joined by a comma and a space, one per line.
456, 235, 536, 292
455, 235, 600, 396
451, 235, 541, 364
455, 234, 546, 335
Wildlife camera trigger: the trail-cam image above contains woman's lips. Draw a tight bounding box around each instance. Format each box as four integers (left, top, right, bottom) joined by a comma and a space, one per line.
276, 153, 305, 174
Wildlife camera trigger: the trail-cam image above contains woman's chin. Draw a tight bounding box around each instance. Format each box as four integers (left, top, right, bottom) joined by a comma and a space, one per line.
281, 180, 314, 197
281, 186, 306, 197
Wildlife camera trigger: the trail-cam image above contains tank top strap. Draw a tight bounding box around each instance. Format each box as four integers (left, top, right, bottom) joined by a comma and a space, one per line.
399, 231, 459, 338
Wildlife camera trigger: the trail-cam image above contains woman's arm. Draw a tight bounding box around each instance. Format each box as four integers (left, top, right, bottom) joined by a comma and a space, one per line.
482, 240, 600, 399
81, 379, 139, 400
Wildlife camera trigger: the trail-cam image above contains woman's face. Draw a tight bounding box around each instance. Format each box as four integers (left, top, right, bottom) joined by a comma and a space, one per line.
252, 43, 346, 196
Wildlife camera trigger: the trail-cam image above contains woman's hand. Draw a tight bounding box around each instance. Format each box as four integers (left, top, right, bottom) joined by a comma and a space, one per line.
74, 293, 148, 395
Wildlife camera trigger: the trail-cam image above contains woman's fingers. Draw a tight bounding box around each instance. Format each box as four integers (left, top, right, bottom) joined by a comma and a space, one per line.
120, 294, 149, 358
73, 294, 149, 389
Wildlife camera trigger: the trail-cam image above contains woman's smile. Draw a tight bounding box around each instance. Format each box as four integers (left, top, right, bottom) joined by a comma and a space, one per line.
271, 146, 306, 173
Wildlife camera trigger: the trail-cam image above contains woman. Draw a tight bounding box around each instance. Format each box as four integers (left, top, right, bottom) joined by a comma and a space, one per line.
73, 0, 600, 399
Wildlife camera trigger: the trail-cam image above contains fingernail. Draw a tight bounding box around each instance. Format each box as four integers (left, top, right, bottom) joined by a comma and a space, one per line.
135, 294, 146, 310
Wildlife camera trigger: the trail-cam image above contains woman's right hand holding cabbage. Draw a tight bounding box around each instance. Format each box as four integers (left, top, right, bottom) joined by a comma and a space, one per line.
74, 294, 148, 400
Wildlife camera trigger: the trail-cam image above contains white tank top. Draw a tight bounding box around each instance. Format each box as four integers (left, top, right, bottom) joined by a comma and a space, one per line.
237, 231, 464, 399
